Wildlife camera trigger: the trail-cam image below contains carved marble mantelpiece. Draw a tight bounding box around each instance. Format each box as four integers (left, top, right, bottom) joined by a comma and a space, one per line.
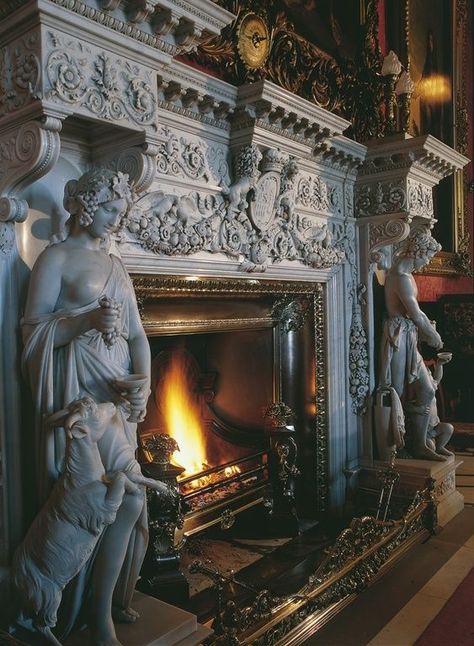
0, 0, 234, 61
0, 0, 367, 570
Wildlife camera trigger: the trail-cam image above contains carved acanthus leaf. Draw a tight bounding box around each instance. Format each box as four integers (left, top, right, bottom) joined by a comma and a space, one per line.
407, 180, 434, 218
355, 181, 407, 218
156, 129, 230, 186
0, 31, 42, 117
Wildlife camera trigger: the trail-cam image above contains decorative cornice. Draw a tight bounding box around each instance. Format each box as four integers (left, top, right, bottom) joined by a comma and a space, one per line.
157, 73, 234, 132
236, 80, 350, 138
35, 0, 236, 57
359, 134, 469, 184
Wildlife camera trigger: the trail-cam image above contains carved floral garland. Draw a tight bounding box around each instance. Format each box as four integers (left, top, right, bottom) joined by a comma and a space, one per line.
123, 145, 346, 273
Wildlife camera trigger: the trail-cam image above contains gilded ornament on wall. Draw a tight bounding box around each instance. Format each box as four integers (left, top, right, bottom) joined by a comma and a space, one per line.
187, 0, 384, 141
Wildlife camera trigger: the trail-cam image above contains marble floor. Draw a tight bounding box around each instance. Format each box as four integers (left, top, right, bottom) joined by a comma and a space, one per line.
303, 455, 474, 646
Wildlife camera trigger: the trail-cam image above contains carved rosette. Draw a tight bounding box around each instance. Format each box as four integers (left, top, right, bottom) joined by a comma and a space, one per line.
45, 32, 157, 131
355, 180, 407, 218
156, 128, 230, 187
297, 175, 342, 217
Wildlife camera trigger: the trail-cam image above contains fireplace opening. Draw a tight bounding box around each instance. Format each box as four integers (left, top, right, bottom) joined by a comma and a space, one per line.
139, 328, 275, 534
134, 275, 327, 532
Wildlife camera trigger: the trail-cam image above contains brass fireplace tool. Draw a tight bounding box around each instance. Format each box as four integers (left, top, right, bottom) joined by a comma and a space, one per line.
375, 449, 400, 521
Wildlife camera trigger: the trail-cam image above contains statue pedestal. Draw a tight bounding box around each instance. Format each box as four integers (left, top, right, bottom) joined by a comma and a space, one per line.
392, 456, 464, 528
359, 455, 464, 528
67, 592, 212, 645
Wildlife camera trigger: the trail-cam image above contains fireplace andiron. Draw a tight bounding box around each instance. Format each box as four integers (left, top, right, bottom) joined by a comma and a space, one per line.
264, 402, 301, 536
139, 433, 189, 603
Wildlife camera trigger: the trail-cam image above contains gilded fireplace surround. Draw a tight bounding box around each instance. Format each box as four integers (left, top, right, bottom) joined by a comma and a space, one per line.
132, 273, 328, 513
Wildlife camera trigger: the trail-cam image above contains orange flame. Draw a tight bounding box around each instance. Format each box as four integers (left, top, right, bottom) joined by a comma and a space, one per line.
161, 352, 207, 477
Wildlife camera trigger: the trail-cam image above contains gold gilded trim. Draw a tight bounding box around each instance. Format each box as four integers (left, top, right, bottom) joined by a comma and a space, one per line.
189, 0, 384, 141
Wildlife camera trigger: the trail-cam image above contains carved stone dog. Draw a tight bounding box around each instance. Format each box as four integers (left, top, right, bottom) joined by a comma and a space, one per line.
10, 398, 143, 644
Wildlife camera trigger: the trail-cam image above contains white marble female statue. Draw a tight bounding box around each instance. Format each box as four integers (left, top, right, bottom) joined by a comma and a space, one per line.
377, 231, 448, 461
22, 169, 151, 644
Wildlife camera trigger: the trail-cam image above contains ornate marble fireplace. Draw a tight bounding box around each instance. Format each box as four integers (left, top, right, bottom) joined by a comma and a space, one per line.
0, 0, 468, 581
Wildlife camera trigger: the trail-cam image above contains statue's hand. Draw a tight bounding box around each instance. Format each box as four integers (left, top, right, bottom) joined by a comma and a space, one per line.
96, 296, 122, 348
436, 351, 452, 365
91, 300, 121, 333
113, 374, 150, 423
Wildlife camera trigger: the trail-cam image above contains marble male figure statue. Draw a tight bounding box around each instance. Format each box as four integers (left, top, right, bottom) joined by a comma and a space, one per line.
378, 232, 451, 461
21, 169, 152, 645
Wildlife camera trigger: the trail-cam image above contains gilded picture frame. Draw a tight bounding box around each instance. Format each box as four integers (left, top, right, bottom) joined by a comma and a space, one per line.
387, 0, 470, 275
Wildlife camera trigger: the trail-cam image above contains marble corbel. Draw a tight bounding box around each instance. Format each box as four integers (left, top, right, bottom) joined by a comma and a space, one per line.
0, 115, 63, 563
92, 140, 159, 196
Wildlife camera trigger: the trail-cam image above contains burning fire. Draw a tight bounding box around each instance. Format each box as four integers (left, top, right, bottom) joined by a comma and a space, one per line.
160, 350, 207, 477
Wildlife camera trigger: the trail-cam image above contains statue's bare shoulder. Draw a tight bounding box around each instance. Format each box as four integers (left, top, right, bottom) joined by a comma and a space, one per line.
25, 244, 68, 318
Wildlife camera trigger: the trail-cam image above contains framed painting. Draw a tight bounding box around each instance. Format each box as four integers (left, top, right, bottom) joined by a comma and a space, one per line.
386, 0, 470, 275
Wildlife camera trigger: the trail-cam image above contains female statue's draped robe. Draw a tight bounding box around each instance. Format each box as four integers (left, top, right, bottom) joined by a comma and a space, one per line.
22, 254, 148, 636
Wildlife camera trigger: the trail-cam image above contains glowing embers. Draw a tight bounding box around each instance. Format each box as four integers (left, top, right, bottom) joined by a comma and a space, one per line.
157, 348, 207, 478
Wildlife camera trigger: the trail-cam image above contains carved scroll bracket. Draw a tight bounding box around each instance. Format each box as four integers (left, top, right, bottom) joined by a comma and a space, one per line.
0, 116, 62, 223
358, 213, 412, 270
115, 143, 159, 195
